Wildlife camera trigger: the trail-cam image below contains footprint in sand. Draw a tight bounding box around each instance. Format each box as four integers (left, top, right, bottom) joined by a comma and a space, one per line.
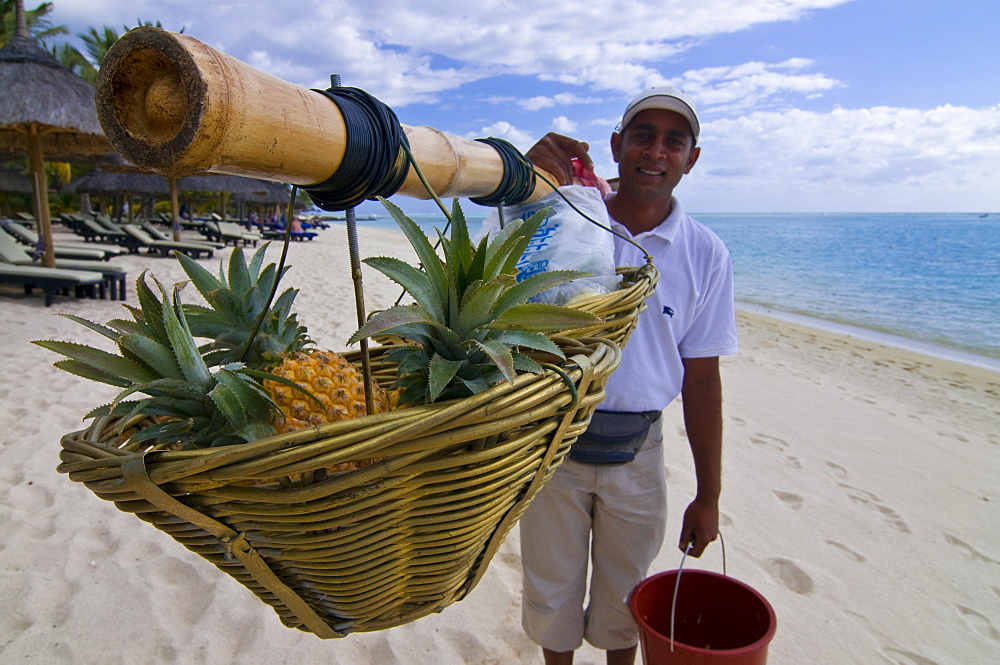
839, 484, 910, 533
825, 461, 848, 479
6, 481, 54, 511
749, 434, 789, 452
825, 540, 866, 563
954, 604, 1000, 640
881, 647, 939, 665
936, 429, 970, 443
762, 557, 814, 595
772, 490, 803, 510
0, 466, 25, 490
148, 555, 214, 628
944, 534, 999, 565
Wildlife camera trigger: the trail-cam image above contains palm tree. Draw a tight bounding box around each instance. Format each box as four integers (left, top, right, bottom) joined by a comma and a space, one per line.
0, 0, 63, 46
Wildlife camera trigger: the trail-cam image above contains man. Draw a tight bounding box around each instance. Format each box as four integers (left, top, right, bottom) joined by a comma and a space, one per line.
519, 87, 738, 665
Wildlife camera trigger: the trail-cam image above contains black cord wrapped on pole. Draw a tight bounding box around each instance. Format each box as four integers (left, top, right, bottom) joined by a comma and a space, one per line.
305, 85, 411, 211
470, 137, 536, 207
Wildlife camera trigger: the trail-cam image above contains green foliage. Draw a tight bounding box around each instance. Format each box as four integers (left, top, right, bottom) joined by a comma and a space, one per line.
0, 1, 63, 46
175, 244, 311, 369
34, 271, 281, 449
349, 197, 601, 406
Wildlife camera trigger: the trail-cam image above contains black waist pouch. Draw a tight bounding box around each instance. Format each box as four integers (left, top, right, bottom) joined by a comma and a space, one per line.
569, 410, 662, 465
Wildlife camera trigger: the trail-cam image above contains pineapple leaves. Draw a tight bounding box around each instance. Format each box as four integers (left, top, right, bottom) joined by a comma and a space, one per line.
362, 256, 443, 321
347, 304, 433, 344
33, 340, 156, 385
378, 197, 448, 304
473, 338, 516, 383
174, 250, 225, 297
493, 303, 603, 332
57, 314, 121, 342
210, 367, 278, 432
453, 279, 506, 335
427, 354, 465, 401
117, 334, 184, 379
492, 270, 596, 321
51, 358, 133, 388
358, 196, 611, 406
497, 329, 565, 357
158, 282, 213, 387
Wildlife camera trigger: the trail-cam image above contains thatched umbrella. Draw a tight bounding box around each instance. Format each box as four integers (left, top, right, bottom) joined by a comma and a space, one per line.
177, 174, 271, 223
232, 179, 291, 205
65, 168, 170, 222
0, 0, 111, 267
230, 179, 293, 229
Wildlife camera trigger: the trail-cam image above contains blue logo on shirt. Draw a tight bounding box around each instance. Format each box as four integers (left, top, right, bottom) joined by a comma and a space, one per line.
662, 306, 675, 317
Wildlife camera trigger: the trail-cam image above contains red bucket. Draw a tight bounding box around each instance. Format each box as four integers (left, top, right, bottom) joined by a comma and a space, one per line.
629, 569, 776, 664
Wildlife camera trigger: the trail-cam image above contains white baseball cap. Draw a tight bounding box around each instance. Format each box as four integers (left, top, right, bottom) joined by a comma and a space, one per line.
619, 86, 700, 140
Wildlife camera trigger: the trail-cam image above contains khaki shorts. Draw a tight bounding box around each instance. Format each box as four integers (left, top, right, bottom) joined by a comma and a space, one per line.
519, 424, 667, 652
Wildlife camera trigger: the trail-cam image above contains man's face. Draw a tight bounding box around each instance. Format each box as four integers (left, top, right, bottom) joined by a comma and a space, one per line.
611, 108, 700, 201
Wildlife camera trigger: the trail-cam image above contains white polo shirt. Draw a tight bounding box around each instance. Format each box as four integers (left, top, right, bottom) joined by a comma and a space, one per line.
598, 197, 738, 412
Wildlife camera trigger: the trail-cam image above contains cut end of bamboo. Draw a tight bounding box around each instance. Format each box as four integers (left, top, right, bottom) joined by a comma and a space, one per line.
97, 26, 209, 175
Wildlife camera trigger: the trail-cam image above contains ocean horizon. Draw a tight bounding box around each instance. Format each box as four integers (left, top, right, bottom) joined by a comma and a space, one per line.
332, 208, 1000, 371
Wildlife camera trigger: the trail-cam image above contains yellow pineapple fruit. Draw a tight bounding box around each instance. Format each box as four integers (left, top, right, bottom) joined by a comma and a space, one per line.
264, 350, 392, 433
178, 247, 393, 476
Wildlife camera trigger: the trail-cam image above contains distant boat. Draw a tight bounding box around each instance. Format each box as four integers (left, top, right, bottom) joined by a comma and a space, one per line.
979, 213, 988, 218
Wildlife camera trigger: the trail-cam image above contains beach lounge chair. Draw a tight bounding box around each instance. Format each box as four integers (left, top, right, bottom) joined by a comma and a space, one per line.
68, 216, 132, 244
121, 225, 215, 259
4, 220, 127, 261
0, 264, 103, 306
15, 212, 36, 226
140, 221, 225, 250
261, 227, 318, 241
0, 229, 128, 300
211, 221, 262, 246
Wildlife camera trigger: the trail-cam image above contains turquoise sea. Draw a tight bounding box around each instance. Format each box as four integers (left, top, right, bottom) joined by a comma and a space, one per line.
351, 209, 1000, 370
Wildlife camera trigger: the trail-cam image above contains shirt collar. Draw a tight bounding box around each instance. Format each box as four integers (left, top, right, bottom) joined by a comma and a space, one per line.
609, 196, 684, 245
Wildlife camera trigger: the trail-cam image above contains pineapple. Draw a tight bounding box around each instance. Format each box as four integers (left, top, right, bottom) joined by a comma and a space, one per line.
175, 245, 392, 434
34, 272, 282, 450
349, 197, 603, 407
36, 245, 391, 462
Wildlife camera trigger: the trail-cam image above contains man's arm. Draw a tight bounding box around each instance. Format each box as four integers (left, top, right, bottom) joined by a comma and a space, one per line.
677, 355, 723, 557
524, 133, 593, 186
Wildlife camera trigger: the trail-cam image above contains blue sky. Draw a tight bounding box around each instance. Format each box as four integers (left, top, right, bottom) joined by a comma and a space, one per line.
50, 0, 1000, 215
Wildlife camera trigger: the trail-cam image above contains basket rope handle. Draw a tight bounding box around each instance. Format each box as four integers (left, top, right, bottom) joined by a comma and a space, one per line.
122, 454, 341, 639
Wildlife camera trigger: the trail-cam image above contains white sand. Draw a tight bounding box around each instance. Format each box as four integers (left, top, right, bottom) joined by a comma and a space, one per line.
1, 222, 997, 664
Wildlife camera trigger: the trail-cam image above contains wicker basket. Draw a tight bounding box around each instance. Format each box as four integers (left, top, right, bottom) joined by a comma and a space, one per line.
57, 336, 621, 637
558, 263, 658, 346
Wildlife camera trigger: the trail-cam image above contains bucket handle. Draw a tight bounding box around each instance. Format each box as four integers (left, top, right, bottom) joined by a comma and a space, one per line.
670, 531, 727, 652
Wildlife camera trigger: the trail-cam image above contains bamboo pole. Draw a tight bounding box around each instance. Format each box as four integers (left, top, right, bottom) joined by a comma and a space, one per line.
96, 27, 555, 204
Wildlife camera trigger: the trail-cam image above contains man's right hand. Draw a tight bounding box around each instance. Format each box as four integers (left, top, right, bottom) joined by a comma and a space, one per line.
525, 133, 593, 187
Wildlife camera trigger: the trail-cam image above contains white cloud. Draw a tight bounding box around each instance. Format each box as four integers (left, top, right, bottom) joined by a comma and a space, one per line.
683, 104, 1000, 211
675, 59, 845, 113
518, 93, 604, 111
467, 122, 536, 152
54, 0, 857, 105
551, 116, 578, 134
